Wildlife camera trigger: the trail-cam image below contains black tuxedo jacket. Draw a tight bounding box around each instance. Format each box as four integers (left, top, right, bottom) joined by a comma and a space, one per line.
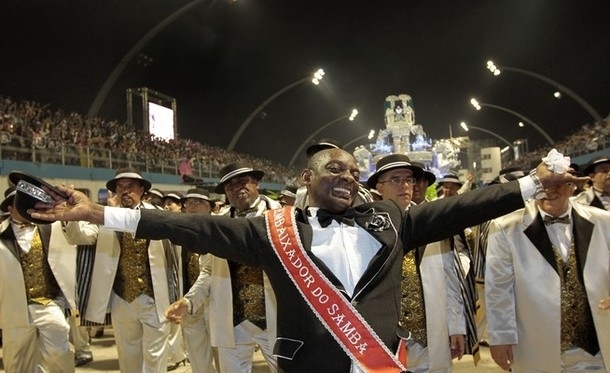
137, 181, 523, 372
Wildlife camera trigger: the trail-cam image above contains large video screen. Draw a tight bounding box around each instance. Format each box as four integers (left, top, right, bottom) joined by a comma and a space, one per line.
148, 101, 175, 141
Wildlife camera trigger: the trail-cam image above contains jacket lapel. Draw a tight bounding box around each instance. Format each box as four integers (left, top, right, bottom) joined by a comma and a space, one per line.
524, 213, 559, 275
0, 220, 20, 261
38, 224, 52, 255
572, 209, 593, 275
352, 206, 400, 295
590, 195, 605, 210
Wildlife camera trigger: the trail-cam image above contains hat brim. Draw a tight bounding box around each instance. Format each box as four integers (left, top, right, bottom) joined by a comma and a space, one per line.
583, 159, 610, 176
106, 177, 152, 193
438, 178, 463, 187
214, 170, 264, 194
366, 165, 424, 189
8, 171, 68, 224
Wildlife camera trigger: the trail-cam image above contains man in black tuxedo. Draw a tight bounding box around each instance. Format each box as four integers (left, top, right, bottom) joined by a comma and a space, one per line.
30, 148, 583, 373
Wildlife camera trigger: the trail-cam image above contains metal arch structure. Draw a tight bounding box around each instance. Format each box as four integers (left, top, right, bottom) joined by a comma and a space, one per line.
87, 0, 208, 119
488, 62, 603, 124
343, 134, 372, 150
480, 102, 555, 145
227, 76, 313, 152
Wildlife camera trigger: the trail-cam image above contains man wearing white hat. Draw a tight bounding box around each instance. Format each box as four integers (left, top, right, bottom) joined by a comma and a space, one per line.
211, 162, 279, 372
0, 177, 77, 373
63, 167, 178, 372
143, 188, 165, 209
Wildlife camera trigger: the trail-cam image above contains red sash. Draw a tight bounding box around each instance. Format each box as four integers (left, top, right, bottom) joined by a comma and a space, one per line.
266, 206, 407, 373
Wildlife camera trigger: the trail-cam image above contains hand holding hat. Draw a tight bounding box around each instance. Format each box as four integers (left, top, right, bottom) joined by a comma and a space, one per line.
27, 183, 105, 225
8, 171, 71, 224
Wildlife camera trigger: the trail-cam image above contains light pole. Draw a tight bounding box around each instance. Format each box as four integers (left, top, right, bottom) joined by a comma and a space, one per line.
343, 129, 376, 150
227, 69, 325, 151
470, 98, 555, 145
460, 121, 513, 148
486, 60, 603, 124
88, 0, 208, 118
288, 109, 358, 168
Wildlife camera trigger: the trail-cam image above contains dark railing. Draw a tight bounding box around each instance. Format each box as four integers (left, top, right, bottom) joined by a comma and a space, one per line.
0, 142, 223, 180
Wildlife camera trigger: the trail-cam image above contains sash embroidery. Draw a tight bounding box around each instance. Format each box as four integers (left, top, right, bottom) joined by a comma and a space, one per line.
265, 206, 406, 373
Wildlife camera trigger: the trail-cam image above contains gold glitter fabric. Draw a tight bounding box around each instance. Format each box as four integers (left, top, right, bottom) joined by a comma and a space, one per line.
20, 228, 60, 305
229, 261, 266, 330
186, 252, 200, 290
554, 243, 599, 355
113, 233, 155, 302
400, 250, 427, 347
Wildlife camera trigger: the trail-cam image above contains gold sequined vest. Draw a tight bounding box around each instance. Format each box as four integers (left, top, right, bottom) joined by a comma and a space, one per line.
228, 200, 267, 330
553, 242, 599, 355
400, 249, 427, 347
185, 252, 200, 292
113, 233, 155, 302
229, 260, 266, 330
20, 228, 60, 305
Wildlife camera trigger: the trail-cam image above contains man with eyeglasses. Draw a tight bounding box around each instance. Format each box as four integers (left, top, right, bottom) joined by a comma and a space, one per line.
486, 169, 610, 371
367, 154, 467, 372
209, 162, 279, 372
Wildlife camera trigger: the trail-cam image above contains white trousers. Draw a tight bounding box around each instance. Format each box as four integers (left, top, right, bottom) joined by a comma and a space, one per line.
2, 302, 74, 373
68, 315, 91, 359
217, 320, 277, 373
111, 293, 170, 373
166, 322, 186, 365
181, 302, 216, 372
561, 347, 604, 372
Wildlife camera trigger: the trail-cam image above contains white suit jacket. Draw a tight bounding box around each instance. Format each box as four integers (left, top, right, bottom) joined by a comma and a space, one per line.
574, 187, 608, 211
209, 196, 279, 348
0, 220, 77, 328
486, 200, 610, 372
63, 202, 174, 324
419, 240, 466, 372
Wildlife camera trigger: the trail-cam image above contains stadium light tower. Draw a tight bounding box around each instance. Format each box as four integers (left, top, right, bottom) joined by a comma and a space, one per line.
228, 69, 325, 151
486, 60, 603, 124
89, 0, 208, 118
343, 129, 376, 150
470, 98, 554, 145
288, 109, 358, 168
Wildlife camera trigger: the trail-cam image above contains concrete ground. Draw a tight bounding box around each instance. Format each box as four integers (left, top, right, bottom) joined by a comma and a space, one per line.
1, 327, 504, 372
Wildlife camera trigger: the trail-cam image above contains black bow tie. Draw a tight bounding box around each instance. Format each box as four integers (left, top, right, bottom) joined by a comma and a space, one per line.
316, 209, 355, 228
543, 215, 571, 226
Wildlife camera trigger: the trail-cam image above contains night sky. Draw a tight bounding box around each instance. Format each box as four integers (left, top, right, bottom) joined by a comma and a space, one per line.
2, 0, 609, 168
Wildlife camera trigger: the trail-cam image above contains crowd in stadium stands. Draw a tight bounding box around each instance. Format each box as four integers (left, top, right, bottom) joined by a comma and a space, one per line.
0, 96, 299, 184
504, 119, 610, 171
1, 95, 608, 184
